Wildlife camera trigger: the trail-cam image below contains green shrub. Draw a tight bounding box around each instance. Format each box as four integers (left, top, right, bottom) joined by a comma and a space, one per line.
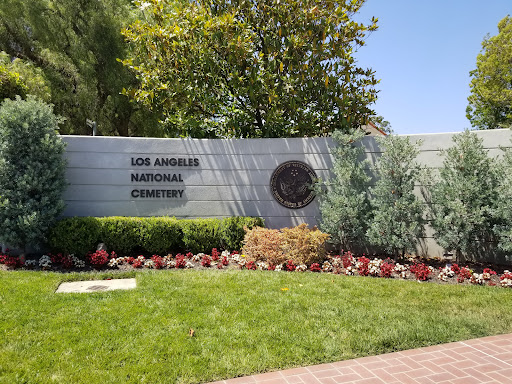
49, 216, 262, 257
100, 217, 144, 254
181, 218, 222, 254
49, 217, 102, 256
0, 97, 67, 253
220, 216, 264, 251
140, 217, 182, 254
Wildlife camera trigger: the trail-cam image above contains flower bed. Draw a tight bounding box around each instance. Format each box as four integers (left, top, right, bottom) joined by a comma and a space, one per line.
2, 249, 511, 288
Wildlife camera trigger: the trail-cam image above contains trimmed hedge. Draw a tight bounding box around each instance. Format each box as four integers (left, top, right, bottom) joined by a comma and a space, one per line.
49, 216, 264, 258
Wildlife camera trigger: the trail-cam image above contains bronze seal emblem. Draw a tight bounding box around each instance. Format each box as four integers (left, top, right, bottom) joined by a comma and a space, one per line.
270, 161, 317, 209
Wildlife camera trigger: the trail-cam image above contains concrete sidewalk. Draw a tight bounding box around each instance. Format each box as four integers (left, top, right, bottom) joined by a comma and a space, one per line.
209, 334, 512, 384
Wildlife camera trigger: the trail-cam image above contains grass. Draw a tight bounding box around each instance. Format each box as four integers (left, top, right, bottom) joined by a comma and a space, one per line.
1, 269, 512, 384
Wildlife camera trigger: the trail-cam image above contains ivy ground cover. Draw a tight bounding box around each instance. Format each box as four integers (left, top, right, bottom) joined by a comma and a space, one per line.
2, 270, 512, 384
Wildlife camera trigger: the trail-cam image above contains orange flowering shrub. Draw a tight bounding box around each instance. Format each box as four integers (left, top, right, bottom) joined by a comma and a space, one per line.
242, 227, 285, 265
242, 224, 329, 266
281, 224, 329, 265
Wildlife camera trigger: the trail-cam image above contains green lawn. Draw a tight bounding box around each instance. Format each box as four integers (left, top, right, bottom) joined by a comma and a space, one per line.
1, 269, 512, 384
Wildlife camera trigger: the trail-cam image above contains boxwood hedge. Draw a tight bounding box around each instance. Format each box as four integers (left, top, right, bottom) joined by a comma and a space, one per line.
48, 216, 264, 258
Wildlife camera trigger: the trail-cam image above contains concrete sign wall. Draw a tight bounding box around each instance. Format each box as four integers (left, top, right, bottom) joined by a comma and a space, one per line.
61, 129, 512, 257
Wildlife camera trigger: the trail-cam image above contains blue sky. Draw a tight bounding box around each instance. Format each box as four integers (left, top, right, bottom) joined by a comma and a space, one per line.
354, 0, 511, 135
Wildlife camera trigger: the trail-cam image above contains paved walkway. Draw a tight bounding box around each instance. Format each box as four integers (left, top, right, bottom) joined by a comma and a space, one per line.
209, 334, 512, 384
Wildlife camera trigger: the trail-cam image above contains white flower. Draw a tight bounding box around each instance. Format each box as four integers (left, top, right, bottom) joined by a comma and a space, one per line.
221, 250, 230, 258
144, 259, 154, 268
322, 261, 332, 272
345, 266, 355, 275
25, 259, 37, 267
438, 266, 455, 281
192, 254, 202, 262
471, 273, 484, 285
108, 258, 119, 267
71, 255, 85, 268
185, 261, 195, 269
295, 264, 307, 272
331, 257, 342, 268
394, 263, 408, 278
274, 264, 282, 272
257, 262, 268, 270
39, 255, 52, 268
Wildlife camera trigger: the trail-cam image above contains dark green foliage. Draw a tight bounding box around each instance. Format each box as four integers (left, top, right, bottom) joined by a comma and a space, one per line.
181, 219, 222, 254
494, 146, 512, 254
49, 216, 263, 257
0, 66, 27, 100
219, 216, 265, 251
0, 0, 159, 137
0, 96, 67, 251
100, 217, 144, 254
122, 0, 379, 138
317, 129, 372, 251
48, 217, 102, 256
430, 130, 499, 262
366, 135, 424, 257
140, 217, 182, 254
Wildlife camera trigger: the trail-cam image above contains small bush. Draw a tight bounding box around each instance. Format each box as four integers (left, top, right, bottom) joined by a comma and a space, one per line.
242, 224, 329, 266
49, 216, 263, 257
101, 217, 144, 254
140, 217, 182, 254
242, 227, 285, 265
281, 224, 329, 265
181, 218, 222, 254
0, 97, 67, 252
49, 217, 102, 256
220, 216, 264, 251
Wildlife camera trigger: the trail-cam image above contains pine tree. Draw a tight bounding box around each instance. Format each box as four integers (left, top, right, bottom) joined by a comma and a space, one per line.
366, 135, 424, 258
494, 146, 512, 254
0, 96, 67, 256
430, 130, 498, 262
317, 129, 372, 251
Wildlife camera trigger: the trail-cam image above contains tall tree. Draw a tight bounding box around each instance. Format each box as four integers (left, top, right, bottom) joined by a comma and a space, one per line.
0, 97, 67, 257
467, 16, 512, 130
430, 130, 499, 262
366, 135, 424, 258
494, 144, 512, 253
0, 0, 159, 136
317, 128, 372, 251
122, 0, 379, 138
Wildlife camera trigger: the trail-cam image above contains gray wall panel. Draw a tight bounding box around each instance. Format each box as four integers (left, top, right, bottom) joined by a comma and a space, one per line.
61, 129, 512, 258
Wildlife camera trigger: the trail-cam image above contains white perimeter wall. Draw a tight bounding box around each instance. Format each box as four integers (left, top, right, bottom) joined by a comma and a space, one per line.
61, 129, 512, 258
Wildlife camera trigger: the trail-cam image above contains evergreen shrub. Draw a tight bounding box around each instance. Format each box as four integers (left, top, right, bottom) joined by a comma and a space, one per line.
140, 217, 182, 254
219, 216, 264, 251
49, 217, 102, 256
181, 218, 222, 254
0, 97, 67, 253
49, 216, 262, 257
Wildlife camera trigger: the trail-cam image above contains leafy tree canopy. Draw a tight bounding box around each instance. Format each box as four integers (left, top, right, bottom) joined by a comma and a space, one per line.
122, 0, 379, 138
0, 0, 160, 136
0, 64, 27, 100
467, 15, 512, 130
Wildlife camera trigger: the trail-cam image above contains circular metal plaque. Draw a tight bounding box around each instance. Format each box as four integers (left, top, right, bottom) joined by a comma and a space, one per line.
270, 161, 317, 209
